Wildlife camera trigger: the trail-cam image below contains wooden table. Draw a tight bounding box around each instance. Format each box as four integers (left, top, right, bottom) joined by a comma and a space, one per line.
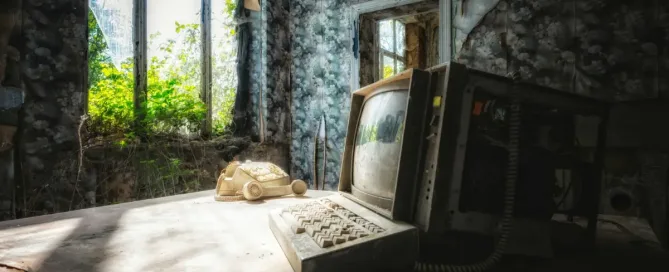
0, 190, 334, 272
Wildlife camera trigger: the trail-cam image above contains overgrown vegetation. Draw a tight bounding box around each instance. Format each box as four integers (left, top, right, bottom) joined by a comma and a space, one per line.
87, 5, 237, 141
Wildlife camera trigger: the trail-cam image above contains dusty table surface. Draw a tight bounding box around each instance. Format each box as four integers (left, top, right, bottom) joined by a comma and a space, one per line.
0, 190, 334, 272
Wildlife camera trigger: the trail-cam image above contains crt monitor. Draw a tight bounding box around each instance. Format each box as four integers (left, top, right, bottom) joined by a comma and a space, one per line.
338, 68, 431, 221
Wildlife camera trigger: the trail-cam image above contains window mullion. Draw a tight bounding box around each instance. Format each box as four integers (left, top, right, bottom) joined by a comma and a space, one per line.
201, 0, 213, 137
133, 0, 148, 139
392, 20, 397, 74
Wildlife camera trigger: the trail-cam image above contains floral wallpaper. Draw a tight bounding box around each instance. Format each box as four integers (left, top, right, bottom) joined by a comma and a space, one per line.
247, 8, 264, 141
290, 0, 352, 190
455, 0, 669, 101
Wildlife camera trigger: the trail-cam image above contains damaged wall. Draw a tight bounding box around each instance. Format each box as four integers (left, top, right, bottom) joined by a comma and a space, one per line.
455, 0, 669, 244
422, 12, 440, 68
11, 0, 88, 218
454, 0, 669, 101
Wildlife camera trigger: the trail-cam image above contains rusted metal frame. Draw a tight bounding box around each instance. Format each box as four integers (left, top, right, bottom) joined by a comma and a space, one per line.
201, 0, 213, 138
133, 0, 148, 139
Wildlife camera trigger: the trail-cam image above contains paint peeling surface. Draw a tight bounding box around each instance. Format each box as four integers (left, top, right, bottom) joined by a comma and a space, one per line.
455, 0, 669, 101
290, 0, 351, 190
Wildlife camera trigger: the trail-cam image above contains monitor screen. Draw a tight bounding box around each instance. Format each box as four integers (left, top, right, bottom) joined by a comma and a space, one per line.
352, 89, 408, 203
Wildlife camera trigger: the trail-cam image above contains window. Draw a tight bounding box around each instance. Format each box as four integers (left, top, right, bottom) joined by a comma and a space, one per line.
378, 19, 405, 79
87, 0, 238, 139
87, 0, 135, 137
211, 0, 238, 134
146, 0, 203, 135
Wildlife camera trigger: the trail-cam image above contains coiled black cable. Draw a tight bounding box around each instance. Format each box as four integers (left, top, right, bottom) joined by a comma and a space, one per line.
415, 72, 522, 272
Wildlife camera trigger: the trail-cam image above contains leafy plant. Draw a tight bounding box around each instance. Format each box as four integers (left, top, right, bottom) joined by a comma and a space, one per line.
87, 7, 237, 139
383, 65, 394, 79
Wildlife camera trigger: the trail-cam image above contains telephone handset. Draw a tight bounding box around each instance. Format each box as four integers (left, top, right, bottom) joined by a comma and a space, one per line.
242, 179, 307, 201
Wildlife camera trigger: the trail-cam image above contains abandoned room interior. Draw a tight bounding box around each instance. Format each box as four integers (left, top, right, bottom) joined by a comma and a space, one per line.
1, 0, 669, 271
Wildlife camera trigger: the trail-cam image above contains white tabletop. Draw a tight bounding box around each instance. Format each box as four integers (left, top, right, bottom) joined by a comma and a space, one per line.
0, 190, 334, 272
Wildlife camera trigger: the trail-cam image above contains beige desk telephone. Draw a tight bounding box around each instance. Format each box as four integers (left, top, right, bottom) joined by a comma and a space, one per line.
214, 160, 307, 201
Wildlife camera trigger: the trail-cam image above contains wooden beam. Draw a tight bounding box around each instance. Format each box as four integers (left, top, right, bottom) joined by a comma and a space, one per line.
404, 23, 424, 69
201, 0, 213, 138
133, 0, 148, 139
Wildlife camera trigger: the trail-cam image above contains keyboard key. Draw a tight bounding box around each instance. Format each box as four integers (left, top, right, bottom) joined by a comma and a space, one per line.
278, 200, 385, 248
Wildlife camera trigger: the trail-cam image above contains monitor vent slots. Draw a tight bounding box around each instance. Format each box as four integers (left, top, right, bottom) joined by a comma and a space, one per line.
279, 200, 385, 248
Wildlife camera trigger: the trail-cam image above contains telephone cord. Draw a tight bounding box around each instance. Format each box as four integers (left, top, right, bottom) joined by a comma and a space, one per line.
414, 72, 522, 272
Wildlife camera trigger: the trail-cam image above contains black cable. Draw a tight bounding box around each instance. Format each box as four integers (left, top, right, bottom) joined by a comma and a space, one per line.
415, 73, 522, 272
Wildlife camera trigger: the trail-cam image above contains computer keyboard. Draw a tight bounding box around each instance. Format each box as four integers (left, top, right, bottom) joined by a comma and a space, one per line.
279, 198, 384, 248
269, 194, 418, 272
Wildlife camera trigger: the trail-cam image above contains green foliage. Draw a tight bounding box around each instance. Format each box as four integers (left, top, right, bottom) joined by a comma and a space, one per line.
213, 89, 235, 135
87, 7, 237, 139
356, 124, 378, 145
88, 11, 111, 88
383, 65, 394, 79
87, 60, 134, 135
224, 0, 236, 20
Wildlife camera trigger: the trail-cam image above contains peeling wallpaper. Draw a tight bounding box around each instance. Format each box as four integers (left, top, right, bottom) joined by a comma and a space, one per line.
290, 0, 352, 190
455, 0, 669, 101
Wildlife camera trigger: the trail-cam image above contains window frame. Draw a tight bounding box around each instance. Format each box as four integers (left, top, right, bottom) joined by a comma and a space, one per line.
127, 0, 216, 138
378, 19, 405, 79
350, 0, 451, 91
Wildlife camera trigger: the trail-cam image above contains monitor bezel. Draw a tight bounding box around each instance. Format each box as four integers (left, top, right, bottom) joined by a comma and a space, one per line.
338, 69, 431, 221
